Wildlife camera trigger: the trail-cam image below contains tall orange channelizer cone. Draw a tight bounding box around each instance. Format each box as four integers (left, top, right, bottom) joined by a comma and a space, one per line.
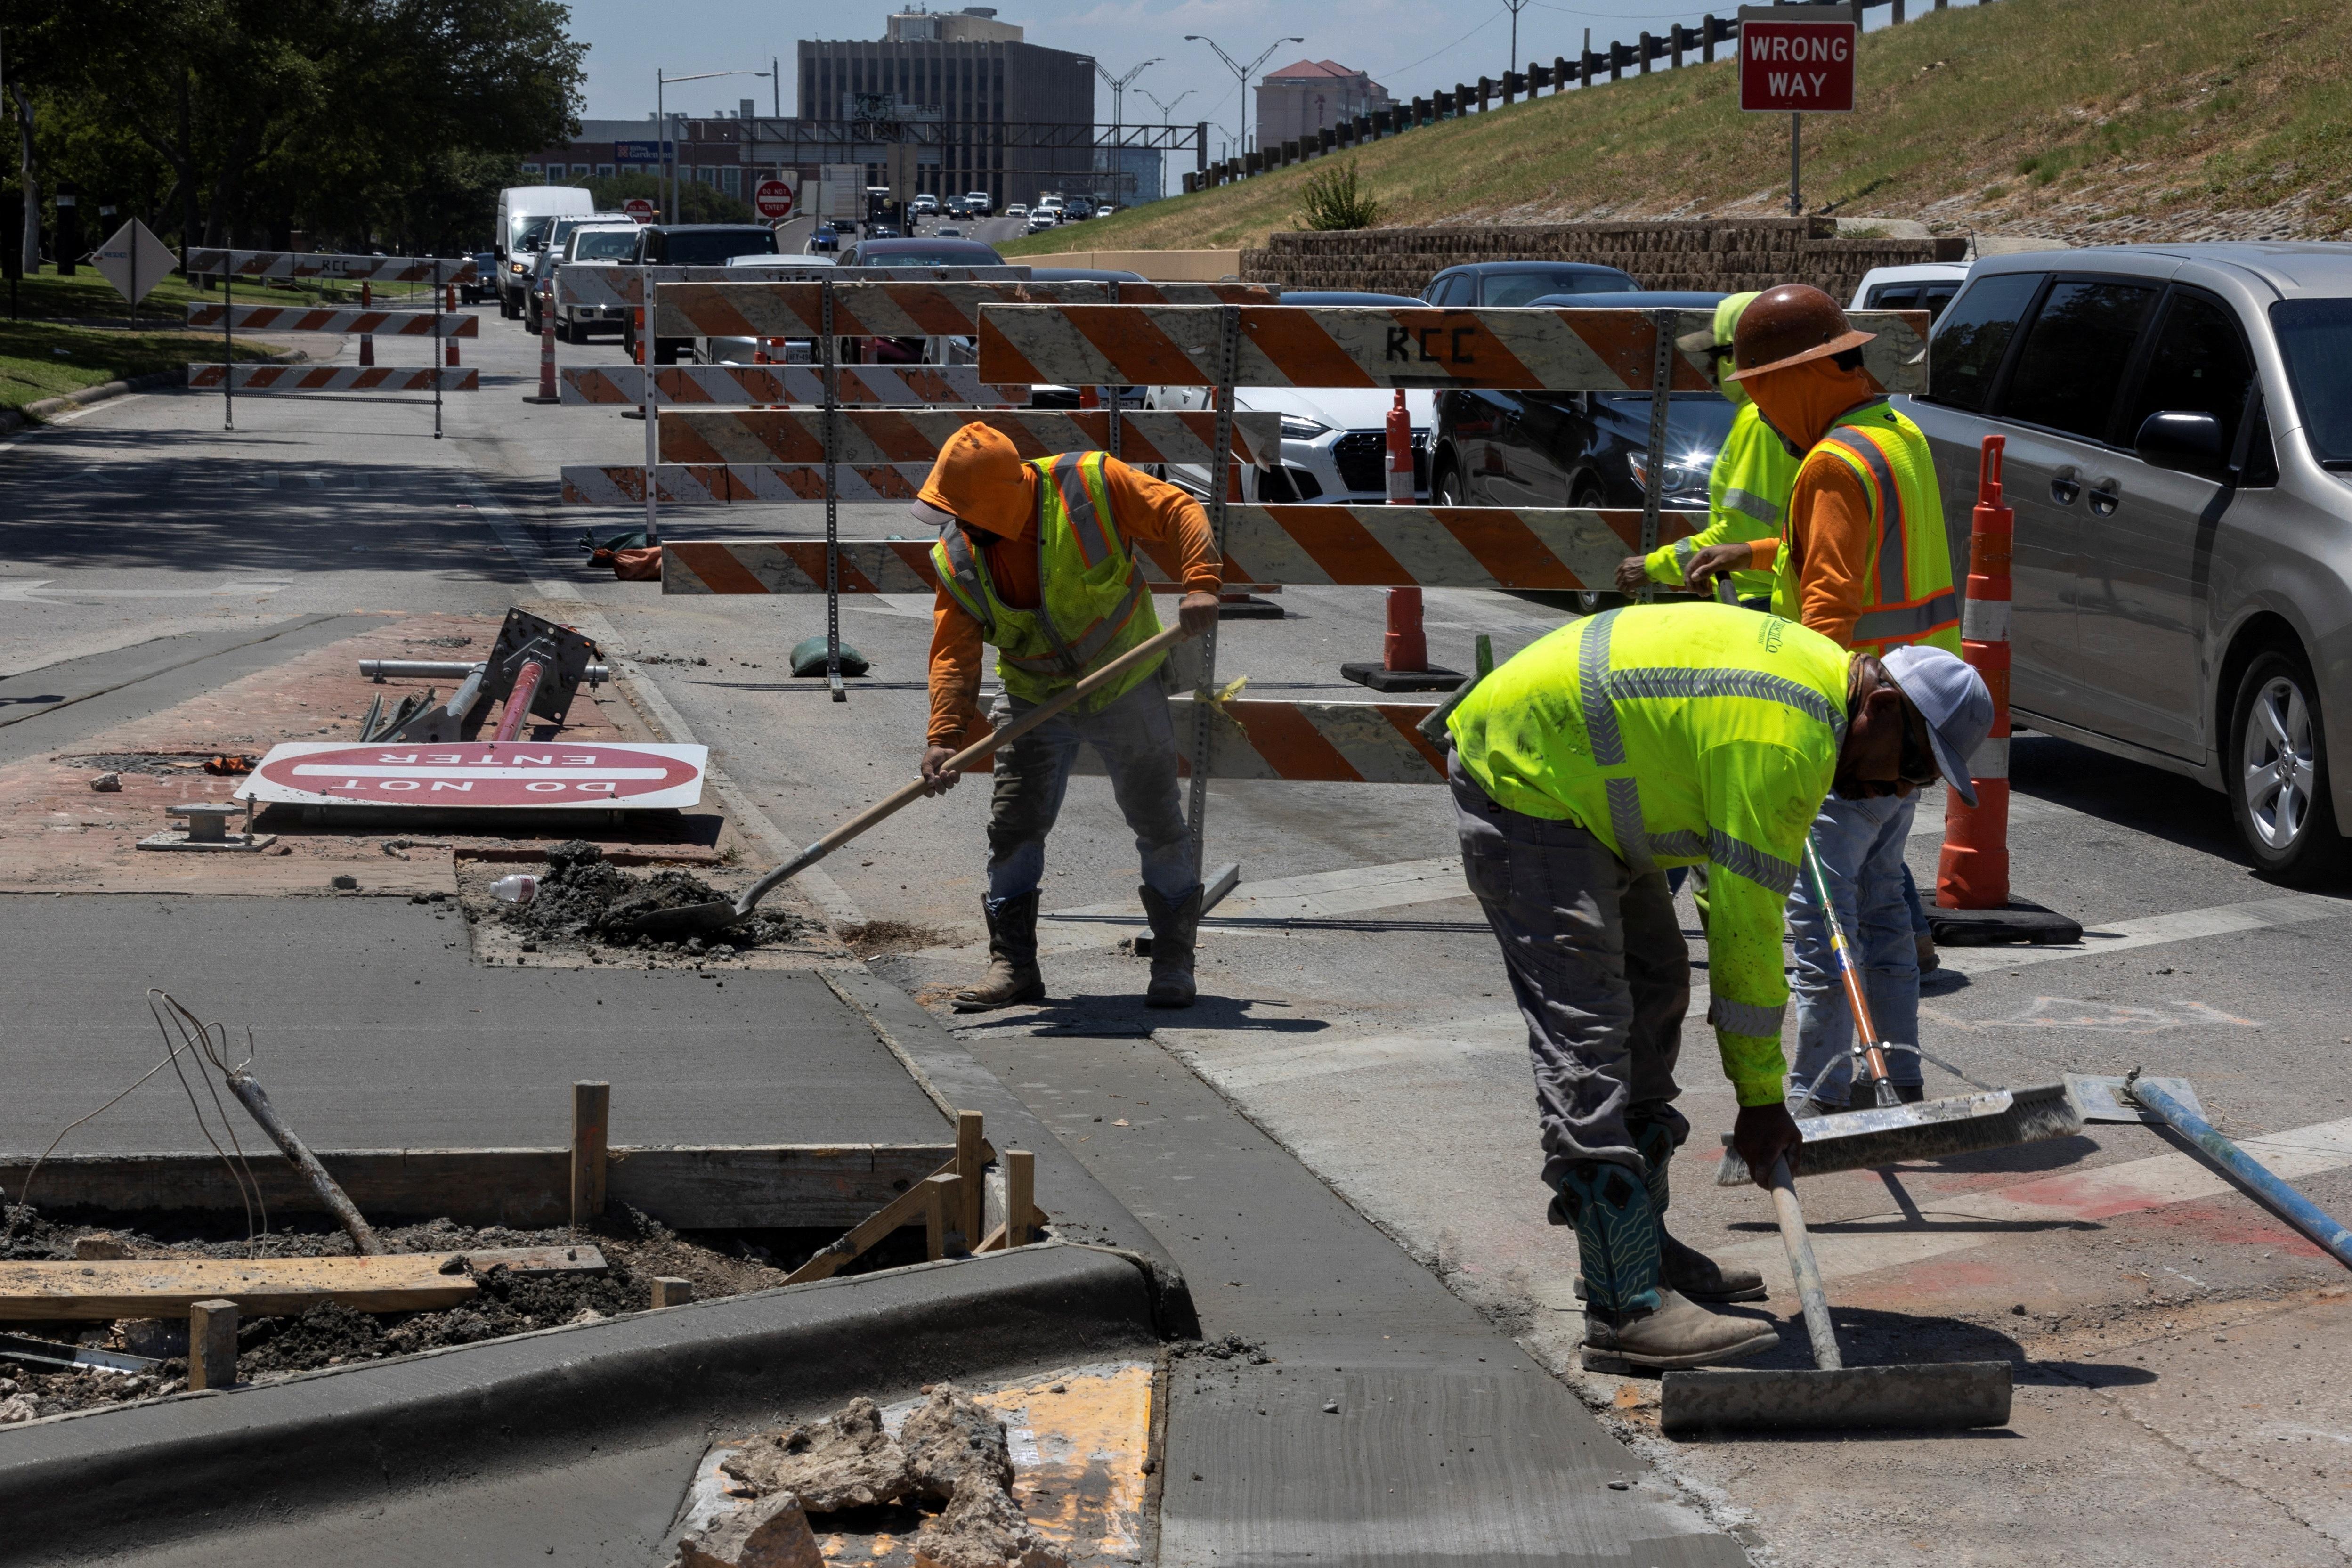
1933, 435, 2080, 947
524, 290, 560, 404
1342, 393, 1462, 692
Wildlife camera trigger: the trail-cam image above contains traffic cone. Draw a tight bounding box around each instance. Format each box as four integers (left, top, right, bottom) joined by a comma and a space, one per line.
1933, 435, 2080, 946
358, 280, 374, 367
1342, 393, 1458, 690
524, 297, 560, 404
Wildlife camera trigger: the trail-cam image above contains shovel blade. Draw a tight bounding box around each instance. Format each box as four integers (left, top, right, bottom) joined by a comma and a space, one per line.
1659, 1361, 2011, 1436
601, 900, 742, 938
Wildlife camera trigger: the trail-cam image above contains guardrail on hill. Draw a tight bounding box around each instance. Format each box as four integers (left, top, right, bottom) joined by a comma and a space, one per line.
1182, 0, 1995, 195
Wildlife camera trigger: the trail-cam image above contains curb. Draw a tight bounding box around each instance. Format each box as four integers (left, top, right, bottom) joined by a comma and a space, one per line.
0, 346, 310, 437
0, 1243, 1160, 1565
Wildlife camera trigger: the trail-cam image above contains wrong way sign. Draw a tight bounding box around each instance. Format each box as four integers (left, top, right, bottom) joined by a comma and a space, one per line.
239, 740, 709, 810
754, 179, 795, 220
1738, 4, 1857, 113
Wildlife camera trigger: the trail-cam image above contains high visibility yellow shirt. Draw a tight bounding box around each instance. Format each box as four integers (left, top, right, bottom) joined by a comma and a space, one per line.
1449, 603, 1853, 1106
1642, 400, 1800, 600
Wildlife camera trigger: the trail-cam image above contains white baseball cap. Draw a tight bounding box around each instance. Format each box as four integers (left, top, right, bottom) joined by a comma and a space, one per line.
1881, 645, 1994, 808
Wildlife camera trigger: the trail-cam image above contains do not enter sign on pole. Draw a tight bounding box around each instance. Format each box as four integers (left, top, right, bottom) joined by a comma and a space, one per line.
1738, 4, 1857, 217
754, 179, 795, 220
624, 197, 657, 224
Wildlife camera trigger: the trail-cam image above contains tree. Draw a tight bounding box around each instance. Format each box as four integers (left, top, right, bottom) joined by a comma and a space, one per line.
587, 170, 752, 227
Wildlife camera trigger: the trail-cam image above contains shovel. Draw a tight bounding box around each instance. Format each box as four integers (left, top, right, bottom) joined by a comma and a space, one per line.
1713, 839, 2081, 1186
1659, 1155, 2012, 1434
607, 623, 1190, 939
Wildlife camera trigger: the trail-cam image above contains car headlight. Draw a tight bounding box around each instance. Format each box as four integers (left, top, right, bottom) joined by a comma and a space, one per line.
1279, 415, 1333, 440
1628, 449, 1714, 497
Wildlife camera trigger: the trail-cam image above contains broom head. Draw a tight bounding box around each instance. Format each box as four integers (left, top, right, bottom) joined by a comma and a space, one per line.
1714, 1082, 2084, 1187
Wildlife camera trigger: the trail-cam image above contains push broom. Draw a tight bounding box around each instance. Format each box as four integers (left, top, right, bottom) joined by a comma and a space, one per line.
1711, 839, 2083, 1187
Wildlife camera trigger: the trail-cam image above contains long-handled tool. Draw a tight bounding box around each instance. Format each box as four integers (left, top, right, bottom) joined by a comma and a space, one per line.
1660, 1156, 2011, 1434
608, 623, 1190, 938
1713, 840, 2081, 1186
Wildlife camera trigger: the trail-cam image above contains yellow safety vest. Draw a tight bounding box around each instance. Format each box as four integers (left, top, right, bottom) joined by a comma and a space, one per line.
930, 450, 1165, 710
1643, 399, 1801, 600
1772, 401, 1961, 657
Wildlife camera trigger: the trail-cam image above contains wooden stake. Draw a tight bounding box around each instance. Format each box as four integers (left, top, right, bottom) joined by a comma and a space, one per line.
954, 1110, 985, 1248
188, 1298, 238, 1390
649, 1276, 693, 1308
571, 1081, 610, 1231
224, 1071, 382, 1255
923, 1172, 961, 1260
1006, 1149, 1035, 1249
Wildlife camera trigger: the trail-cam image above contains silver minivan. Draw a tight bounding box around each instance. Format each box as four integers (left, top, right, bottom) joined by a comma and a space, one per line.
1904, 244, 2352, 882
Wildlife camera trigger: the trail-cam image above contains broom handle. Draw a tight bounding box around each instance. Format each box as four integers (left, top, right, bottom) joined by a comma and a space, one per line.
1801, 838, 1902, 1106
1769, 1156, 1844, 1372
735, 623, 1189, 916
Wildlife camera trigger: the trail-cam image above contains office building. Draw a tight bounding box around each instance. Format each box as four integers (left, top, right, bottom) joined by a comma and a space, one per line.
1255, 59, 1393, 151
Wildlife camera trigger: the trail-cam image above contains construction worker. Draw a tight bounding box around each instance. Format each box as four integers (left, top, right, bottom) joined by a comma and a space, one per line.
1611, 291, 1798, 609
1447, 601, 1991, 1368
912, 422, 1224, 1012
1681, 284, 1965, 1115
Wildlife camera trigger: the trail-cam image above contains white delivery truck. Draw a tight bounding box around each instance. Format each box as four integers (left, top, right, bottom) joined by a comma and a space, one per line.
495, 186, 593, 319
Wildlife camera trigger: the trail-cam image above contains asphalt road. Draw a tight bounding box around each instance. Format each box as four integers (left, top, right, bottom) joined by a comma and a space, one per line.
9, 301, 2352, 1565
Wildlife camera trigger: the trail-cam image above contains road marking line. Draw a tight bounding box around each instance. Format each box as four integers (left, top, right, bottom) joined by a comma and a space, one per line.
1937, 889, 2352, 975
1714, 1113, 2352, 1285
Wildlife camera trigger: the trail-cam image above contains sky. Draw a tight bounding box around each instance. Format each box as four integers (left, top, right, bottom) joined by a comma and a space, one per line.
563, 0, 1976, 160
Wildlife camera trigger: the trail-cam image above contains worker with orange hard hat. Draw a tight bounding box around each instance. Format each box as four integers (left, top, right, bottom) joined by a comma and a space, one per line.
912, 421, 1225, 1012
1681, 284, 1965, 1115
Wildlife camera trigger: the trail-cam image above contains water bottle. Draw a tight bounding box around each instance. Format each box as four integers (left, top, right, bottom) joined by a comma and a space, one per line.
491, 874, 538, 906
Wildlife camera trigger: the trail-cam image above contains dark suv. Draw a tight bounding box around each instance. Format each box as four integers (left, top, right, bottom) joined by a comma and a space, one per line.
1421, 260, 1641, 306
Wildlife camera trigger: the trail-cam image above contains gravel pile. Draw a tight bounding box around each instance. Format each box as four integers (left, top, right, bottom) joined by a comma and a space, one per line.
500, 840, 813, 953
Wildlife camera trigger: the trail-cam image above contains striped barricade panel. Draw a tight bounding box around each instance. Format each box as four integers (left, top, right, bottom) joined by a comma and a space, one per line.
187, 364, 478, 392
182, 305, 479, 336
1070, 698, 1449, 784
557, 264, 1036, 312
1137, 504, 1706, 592
657, 541, 1211, 596
978, 305, 1930, 395
657, 409, 1281, 468
563, 464, 927, 504
647, 281, 1285, 340
558, 365, 1027, 408
187, 250, 477, 283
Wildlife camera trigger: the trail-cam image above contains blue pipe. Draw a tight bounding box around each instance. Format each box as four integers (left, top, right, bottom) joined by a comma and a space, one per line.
2129, 1075, 2352, 1271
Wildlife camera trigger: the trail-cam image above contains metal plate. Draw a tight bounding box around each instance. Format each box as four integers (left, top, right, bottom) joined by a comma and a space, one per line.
2067, 1074, 2208, 1125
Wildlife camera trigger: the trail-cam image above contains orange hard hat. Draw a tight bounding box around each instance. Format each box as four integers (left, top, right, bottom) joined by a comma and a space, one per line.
1724, 284, 1876, 382
911, 421, 1031, 538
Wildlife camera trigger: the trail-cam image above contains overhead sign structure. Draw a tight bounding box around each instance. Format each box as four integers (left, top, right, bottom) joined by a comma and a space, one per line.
1737, 4, 1857, 112
754, 179, 795, 220
239, 741, 710, 811
93, 219, 176, 308
624, 197, 657, 224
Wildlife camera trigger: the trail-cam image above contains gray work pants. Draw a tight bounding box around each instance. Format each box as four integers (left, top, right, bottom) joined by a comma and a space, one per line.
984, 679, 1197, 908
1451, 753, 1691, 1186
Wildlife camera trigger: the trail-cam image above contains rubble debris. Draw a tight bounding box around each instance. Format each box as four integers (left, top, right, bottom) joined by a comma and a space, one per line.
89, 773, 121, 792
914, 1474, 1066, 1568
672, 1489, 822, 1568
722, 1397, 915, 1511
71, 1233, 133, 1260
498, 841, 815, 952
901, 1382, 1015, 1503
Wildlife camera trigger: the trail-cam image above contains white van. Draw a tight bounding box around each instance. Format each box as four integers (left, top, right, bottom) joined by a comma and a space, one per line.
495, 186, 593, 319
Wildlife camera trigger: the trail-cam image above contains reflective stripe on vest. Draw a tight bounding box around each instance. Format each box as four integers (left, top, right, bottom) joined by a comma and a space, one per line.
1812, 410, 1960, 654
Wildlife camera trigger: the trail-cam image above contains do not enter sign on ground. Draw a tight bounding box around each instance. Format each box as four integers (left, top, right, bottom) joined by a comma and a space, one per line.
754, 179, 795, 220
623, 198, 657, 224
1737, 4, 1857, 113
240, 741, 709, 811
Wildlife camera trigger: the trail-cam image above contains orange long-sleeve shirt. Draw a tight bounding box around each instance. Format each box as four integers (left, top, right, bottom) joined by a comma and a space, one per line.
1736, 454, 1875, 648
926, 457, 1221, 747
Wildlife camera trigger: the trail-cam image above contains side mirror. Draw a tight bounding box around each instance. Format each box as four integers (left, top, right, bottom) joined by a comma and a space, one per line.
2135, 410, 2226, 475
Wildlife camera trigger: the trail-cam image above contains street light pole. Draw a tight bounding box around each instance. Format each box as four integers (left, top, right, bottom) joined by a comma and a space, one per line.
1502, 0, 1532, 82
655, 66, 773, 223
1095, 57, 1160, 205
1184, 35, 1304, 156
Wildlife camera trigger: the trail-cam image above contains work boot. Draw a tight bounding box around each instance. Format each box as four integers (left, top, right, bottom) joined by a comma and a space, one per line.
1138, 884, 1200, 1009
1555, 1161, 1779, 1372
1574, 1119, 1767, 1305
1915, 932, 1941, 972
953, 892, 1045, 1013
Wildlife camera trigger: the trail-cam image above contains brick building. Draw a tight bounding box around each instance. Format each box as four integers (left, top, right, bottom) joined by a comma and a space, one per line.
1254, 60, 1392, 153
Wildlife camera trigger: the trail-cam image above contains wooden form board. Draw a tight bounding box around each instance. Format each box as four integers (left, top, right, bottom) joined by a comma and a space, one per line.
0, 1255, 479, 1320
3, 1145, 958, 1231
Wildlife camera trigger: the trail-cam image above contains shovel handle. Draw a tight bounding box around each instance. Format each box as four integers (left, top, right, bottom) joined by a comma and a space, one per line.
731, 622, 1192, 917
1801, 839, 1902, 1106
1769, 1156, 1844, 1372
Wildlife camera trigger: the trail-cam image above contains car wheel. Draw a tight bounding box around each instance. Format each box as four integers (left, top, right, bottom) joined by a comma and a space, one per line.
1567, 478, 1625, 614
500, 293, 518, 320
2229, 648, 2350, 884
1432, 467, 1464, 507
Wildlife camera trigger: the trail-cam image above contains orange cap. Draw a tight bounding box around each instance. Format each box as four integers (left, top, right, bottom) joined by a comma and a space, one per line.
911, 421, 1031, 538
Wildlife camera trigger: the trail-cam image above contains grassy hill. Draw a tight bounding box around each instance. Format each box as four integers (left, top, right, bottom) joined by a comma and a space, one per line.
1003, 0, 2346, 256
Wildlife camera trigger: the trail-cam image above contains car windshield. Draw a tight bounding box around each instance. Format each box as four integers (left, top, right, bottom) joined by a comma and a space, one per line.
2270, 299, 2352, 467
664, 230, 778, 265
511, 215, 555, 252
571, 229, 637, 260
1484, 270, 1638, 307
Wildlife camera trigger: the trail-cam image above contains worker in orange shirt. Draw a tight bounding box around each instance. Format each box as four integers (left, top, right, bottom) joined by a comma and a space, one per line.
1681, 284, 1963, 1114
912, 422, 1224, 1012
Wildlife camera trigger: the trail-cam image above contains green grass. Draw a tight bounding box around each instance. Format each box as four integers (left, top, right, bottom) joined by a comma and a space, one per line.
1000, 0, 2352, 254
1, 261, 361, 325
0, 317, 285, 413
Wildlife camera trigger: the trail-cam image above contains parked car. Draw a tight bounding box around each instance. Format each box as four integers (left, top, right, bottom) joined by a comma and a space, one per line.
460, 251, 497, 305
1145, 292, 1434, 504
832, 236, 1005, 269
520, 212, 631, 331
619, 224, 783, 360
1850, 261, 1971, 323
702, 255, 837, 362
1900, 243, 2352, 879
1428, 291, 1728, 611
551, 222, 641, 342
1421, 260, 1642, 306
495, 185, 592, 317
1005, 203, 1030, 220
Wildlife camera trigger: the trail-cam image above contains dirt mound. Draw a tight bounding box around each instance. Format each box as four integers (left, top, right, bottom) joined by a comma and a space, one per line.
502, 841, 814, 953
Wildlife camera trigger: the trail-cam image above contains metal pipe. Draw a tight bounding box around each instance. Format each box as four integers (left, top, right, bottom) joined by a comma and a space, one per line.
494, 658, 546, 743
360, 659, 606, 685
2128, 1073, 2352, 1270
